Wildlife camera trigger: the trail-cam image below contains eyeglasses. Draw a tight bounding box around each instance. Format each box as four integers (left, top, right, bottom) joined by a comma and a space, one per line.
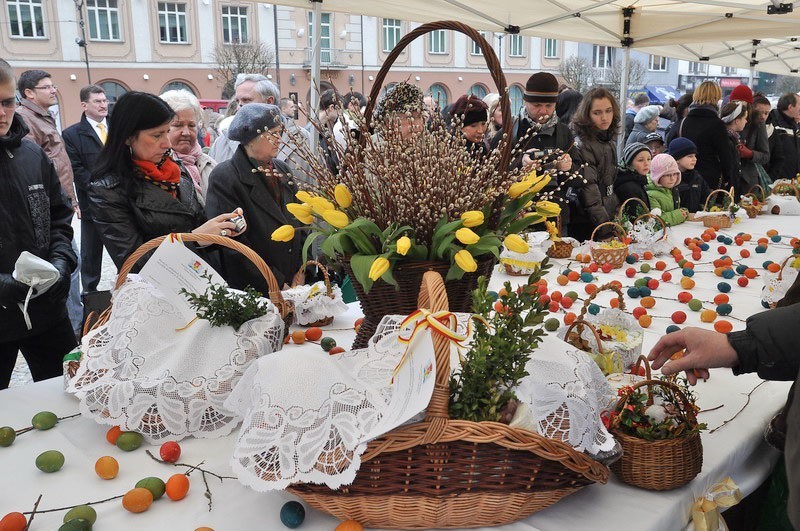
33, 85, 58, 91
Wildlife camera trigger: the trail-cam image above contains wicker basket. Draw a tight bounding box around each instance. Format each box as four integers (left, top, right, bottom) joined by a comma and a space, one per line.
343, 257, 494, 349
701, 189, 734, 228
576, 283, 643, 370
747, 184, 769, 214
610, 379, 703, 490
562, 318, 624, 375
72, 233, 294, 379
545, 218, 574, 259
288, 270, 608, 528
590, 222, 629, 269
616, 197, 650, 225
290, 260, 336, 327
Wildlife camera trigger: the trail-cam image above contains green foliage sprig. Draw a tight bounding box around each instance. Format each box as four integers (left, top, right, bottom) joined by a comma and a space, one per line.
179, 272, 270, 330
449, 258, 552, 423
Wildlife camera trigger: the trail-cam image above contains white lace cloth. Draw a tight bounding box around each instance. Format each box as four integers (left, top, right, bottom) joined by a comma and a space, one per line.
225, 313, 616, 491
762, 257, 800, 307
66, 275, 285, 443
624, 217, 673, 257
499, 232, 549, 274
281, 281, 349, 325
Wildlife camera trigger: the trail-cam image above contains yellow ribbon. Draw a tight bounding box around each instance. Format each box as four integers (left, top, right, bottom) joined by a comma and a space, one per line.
499, 258, 541, 269
392, 309, 486, 383
691, 477, 742, 531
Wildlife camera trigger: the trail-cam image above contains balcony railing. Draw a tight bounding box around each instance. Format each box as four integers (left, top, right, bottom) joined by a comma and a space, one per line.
302, 47, 348, 69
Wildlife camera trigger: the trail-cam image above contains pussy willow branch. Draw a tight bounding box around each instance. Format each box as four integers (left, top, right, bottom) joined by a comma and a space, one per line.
708, 380, 767, 433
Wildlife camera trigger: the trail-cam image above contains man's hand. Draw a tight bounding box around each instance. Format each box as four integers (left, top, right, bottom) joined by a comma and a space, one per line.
648, 327, 739, 385
555, 153, 572, 172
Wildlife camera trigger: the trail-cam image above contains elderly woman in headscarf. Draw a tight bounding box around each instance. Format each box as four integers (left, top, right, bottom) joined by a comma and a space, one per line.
373, 82, 426, 142
205, 104, 303, 292
159, 89, 216, 205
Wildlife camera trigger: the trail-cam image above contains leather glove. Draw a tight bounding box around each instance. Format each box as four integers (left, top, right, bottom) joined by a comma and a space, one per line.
0, 273, 30, 304
47, 260, 72, 301
737, 143, 754, 160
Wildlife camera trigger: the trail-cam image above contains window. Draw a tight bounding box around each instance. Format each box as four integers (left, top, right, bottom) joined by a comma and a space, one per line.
509, 84, 523, 115
162, 80, 195, 94
722, 66, 736, 75
593, 45, 613, 69
382, 18, 400, 52
429, 29, 447, 54
469, 84, 488, 99
158, 3, 188, 44
471, 31, 488, 56
222, 5, 248, 44
7, 0, 45, 38
544, 38, 558, 59
87, 0, 120, 41
308, 11, 331, 63
689, 61, 707, 74
98, 80, 127, 103
429, 83, 449, 108
648, 54, 667, 71
508, 34, 524, 57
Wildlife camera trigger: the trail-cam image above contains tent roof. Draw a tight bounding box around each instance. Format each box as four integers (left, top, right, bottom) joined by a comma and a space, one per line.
268, 0, 800, 75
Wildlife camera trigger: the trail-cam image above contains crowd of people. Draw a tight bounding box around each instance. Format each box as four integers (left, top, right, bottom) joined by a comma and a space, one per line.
2, 55, 800, 390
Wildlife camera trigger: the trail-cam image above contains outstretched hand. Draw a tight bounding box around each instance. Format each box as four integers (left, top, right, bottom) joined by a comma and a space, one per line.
647, 327, 739, 385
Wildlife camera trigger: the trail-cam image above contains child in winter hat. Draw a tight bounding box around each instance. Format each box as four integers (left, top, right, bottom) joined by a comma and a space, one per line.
614, 142, 652, 218
668, 137, 711, 213
646, 153, 692, 226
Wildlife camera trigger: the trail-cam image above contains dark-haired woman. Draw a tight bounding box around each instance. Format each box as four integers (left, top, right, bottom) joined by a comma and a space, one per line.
570, 87, 620, 241
87, 91, 243, 269
451, 94, 489, 159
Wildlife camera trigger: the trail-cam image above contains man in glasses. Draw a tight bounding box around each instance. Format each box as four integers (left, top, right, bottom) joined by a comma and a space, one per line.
16, 69, 83, 339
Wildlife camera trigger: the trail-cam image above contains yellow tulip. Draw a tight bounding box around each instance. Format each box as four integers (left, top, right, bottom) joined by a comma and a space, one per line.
528, 173, 552, 194
296, 190, 314, 203
396, 236, 411, 256
321, 209, 350, 229
271, 224, 295, 242
334, 184, 352, 208
286, 202, 314, 224
455, 227, 480, 245
536, 200, 562, 218
308, 196, 335, 215
508, 179, 533, 199
504, 234, 529, 254
454, 250, 478, 273
460, 210, 484, 228
368, 256, 390, 281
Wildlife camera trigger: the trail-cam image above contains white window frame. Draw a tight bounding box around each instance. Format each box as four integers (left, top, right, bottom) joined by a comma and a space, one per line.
593, 45, 613, 69
721, 66, 736, 75
508, 34, 524, 57
471, 30, 488, 56
429, 29, 447, 55
308, 11, 332, 63
429, 83, 448, 107
382, 18, 400, 53
87, 0, 120, 41
222, 5, 249, 44
648, 54, 667, 72
689, 61, 707, 74
544, 38, 558, 59
509, 84, 524, 115
7, 0, 45, 38
158, 2, 188, 44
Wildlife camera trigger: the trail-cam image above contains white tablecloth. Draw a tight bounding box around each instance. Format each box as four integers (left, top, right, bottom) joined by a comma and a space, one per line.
1, 214, 798, 530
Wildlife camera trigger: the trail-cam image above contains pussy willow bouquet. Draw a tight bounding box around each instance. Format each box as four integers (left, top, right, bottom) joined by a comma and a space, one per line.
270, 87, 563, 292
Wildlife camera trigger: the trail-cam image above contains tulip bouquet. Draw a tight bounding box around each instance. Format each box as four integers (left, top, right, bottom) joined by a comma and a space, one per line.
270, 105, 562, 293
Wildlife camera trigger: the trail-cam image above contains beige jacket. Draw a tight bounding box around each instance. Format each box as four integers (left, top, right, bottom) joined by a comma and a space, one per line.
16, 99, 77, 208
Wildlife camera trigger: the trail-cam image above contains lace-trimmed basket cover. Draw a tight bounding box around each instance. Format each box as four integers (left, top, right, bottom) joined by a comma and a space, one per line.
287, 271, 608, 529
284, 260, 348, 326
762, 255, 800, 309
66, 233, 290, 443
499, 233, 548, 276
617, 197, 672, 257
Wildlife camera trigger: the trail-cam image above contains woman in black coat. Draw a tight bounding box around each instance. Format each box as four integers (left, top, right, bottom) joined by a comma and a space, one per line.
88, 92, 243, 269
676, 81, 737, 191
205, 103, 304, 293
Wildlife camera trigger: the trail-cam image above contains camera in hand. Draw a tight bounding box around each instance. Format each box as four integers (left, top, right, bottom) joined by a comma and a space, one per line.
229, 214, 246, 233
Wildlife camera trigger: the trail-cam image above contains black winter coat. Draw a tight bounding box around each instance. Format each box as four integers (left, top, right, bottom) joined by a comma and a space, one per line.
205, 147, 303, 292
572, 131, 619, 228
614, 168, 651, 217
740, 121, 771, 190
678, 106, 737, 190
87, 165, 206, 269
767, 109, 800, 181
0, 115, 76, 341
676, 168, 711, 213
62, 114, 103, 192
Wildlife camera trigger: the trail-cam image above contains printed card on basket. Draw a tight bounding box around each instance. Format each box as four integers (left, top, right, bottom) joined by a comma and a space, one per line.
139, 237, 226, 321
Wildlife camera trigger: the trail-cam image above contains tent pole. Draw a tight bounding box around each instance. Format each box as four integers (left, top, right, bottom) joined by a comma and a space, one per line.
617, 7, 634, 155
749, 39, 759, 90
309, 0, 322, 152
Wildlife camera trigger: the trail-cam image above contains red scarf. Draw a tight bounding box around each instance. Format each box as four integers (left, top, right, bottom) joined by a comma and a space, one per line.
133, 157, 181, 197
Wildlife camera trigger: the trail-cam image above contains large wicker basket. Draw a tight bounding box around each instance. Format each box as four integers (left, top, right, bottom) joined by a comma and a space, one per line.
589, 222, 629, 269
72, 233, 294, 378
288, 270, 608, 528
610, 379, 703, 490
701, 189, 734, 228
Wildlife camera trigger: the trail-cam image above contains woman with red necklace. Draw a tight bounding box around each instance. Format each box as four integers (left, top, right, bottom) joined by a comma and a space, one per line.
88, 91, 243, 269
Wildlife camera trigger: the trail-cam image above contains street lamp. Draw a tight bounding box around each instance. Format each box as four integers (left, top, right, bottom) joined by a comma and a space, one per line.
73, 0, 92, 84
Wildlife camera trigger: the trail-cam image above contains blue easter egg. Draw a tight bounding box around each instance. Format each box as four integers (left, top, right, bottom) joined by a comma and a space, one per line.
736, 264, 748, 275
717, 303, 733, 316
627, 287, 641, 298
771, 235, 782, 243
666, 325, 681, 334
588, 303, 601, 315
280, 501, 306, 529
718, 282, 731, 293
716, 235, 726, 242
682, 268, 695, 277
700, 243, 710, 251
755, 245, 767, 254
638, 286, 652, 297
580, 272, 594, 282
762, 260, 774, 269
626, 255, 638, 264
487, 291, 499, 302
722, 269, 735, 279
